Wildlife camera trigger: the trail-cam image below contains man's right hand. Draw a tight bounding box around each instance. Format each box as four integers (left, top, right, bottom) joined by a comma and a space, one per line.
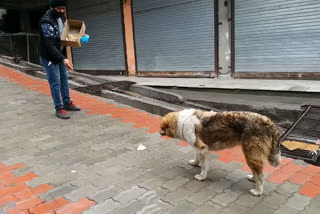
63, 59, 74, 71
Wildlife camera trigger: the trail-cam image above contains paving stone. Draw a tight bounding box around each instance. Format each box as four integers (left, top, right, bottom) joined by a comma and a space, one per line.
40, 184, 77, 201
179, 145, 194, 154
161, 188, 192, 205
137, 199, 172, 214
11, 166, 34, 177
260, 192, 289, 209
229, 178, 255, 194
225, 169, 248, 182
293, 159, 308, 167
207, 168, 229, 180
135, 203, 163, 214
141, 166, 168, 177
285, 193, 312, 211
160, 167, 186, 180
91, 175, 123, 189
207, 178, 233, 193
47, 173, 80, 187
113, 186, 148, 205
115, 174, 148, 189
219, 203, 249, 214
306, 196, 320, 211
83, 199, 121, 214
235, 193, 263, 207
276, 181, 301, 196
82, 155, 109, 166
161, 176, 190, 191
138, 177, 167, 190
207, 159, 226, 170
263, 182, 278, 195
299, 207, 320, 214
69, 175, 101, 188
166, 200, 197, 214
112, 200, 145, 214
139, 166, 168, 179
192, 201, 220, 214
206, 201, 224, 211
89, 185, 121, 203
211, 189, 240, 207
164, 159, 185, 169
185, 167, 204, 180
177, 161, 195, 171
138, 187, 168, 205
274, 205, 300, 214
219, 161, 243, 172
185, 179, 211, 193
245, 204, 275, 214
187, 189, 217, 205
64, 184, 97, 202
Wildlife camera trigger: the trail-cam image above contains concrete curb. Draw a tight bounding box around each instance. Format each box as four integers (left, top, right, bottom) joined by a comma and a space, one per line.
71, 72, 112, 84
130, 85, 184, 104
101, 90, 180, 116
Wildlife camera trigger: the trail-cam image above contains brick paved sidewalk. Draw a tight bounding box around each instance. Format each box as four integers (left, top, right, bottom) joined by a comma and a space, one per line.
0, 64, 320, 214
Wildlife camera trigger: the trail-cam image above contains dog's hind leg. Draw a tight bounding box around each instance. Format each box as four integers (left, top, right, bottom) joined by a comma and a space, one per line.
194, 139, 209, 181
250, 171, 264, 196
246, 157, 264, 196
242, 145, 265, 196
189, 149, 200, 166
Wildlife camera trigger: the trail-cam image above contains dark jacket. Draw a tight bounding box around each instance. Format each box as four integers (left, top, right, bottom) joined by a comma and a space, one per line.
39, 9, 66, 64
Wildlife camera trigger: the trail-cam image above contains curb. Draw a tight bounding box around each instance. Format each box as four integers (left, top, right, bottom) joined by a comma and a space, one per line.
101, 90, 180, 116
130, 84, 184, 104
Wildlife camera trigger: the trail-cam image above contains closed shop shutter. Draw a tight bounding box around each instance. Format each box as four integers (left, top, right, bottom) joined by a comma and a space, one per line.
132, 0, 216, 74
68, 0, 125, 72
234, 0, 320, 74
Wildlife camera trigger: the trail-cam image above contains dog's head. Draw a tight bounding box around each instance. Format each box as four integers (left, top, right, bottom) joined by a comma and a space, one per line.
160, 112, 179, 138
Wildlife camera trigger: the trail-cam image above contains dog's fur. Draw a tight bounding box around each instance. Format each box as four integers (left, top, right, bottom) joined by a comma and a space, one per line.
160, 109, 281, 196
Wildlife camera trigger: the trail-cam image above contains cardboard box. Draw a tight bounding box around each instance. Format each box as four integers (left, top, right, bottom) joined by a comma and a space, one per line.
61, 19, 86, 47
282, 140, 319, 151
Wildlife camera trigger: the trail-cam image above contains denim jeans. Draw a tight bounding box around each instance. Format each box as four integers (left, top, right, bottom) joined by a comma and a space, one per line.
40, 56, 71, 110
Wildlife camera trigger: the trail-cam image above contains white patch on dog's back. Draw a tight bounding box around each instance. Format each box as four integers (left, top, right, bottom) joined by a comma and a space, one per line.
176, 109, 200, 145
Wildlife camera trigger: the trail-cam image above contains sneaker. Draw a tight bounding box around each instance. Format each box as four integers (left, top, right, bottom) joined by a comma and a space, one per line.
64, 101, 81, 111
56, 109, 70, 119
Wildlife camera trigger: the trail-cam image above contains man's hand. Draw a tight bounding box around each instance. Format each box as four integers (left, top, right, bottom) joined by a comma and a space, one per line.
63, 59, 74, 71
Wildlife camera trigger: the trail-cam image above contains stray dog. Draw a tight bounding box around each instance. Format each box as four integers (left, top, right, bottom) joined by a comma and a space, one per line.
160, 109, 281, 196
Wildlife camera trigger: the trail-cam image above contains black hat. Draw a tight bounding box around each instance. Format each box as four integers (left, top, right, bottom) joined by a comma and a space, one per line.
49, 0, 66, 8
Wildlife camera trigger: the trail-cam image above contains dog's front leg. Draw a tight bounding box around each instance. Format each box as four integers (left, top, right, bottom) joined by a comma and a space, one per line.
189, 149, 200, 166
194, 139, 209, 181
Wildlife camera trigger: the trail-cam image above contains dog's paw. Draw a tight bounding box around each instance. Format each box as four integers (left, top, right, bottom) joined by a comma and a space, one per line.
249, 189, 262, 197
188, 160, 199, 166
247, 174, 255, 182
194, 174, 206, 181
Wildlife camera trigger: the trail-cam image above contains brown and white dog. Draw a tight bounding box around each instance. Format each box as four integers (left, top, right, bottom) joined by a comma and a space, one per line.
160, 109, 281, 196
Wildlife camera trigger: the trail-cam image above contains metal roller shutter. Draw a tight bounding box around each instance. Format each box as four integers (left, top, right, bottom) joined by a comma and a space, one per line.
67, 0, 125, 71
132, 0, 216, 73
234, 0, 320, 74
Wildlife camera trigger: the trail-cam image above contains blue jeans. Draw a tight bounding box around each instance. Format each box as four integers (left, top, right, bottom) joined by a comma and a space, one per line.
40, 56, 71, 110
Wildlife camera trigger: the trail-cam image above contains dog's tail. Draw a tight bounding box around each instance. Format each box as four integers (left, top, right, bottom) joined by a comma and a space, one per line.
268, 126, 281, 167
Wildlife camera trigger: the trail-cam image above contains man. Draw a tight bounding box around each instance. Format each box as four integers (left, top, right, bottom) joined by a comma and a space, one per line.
39, 0, 80, 119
